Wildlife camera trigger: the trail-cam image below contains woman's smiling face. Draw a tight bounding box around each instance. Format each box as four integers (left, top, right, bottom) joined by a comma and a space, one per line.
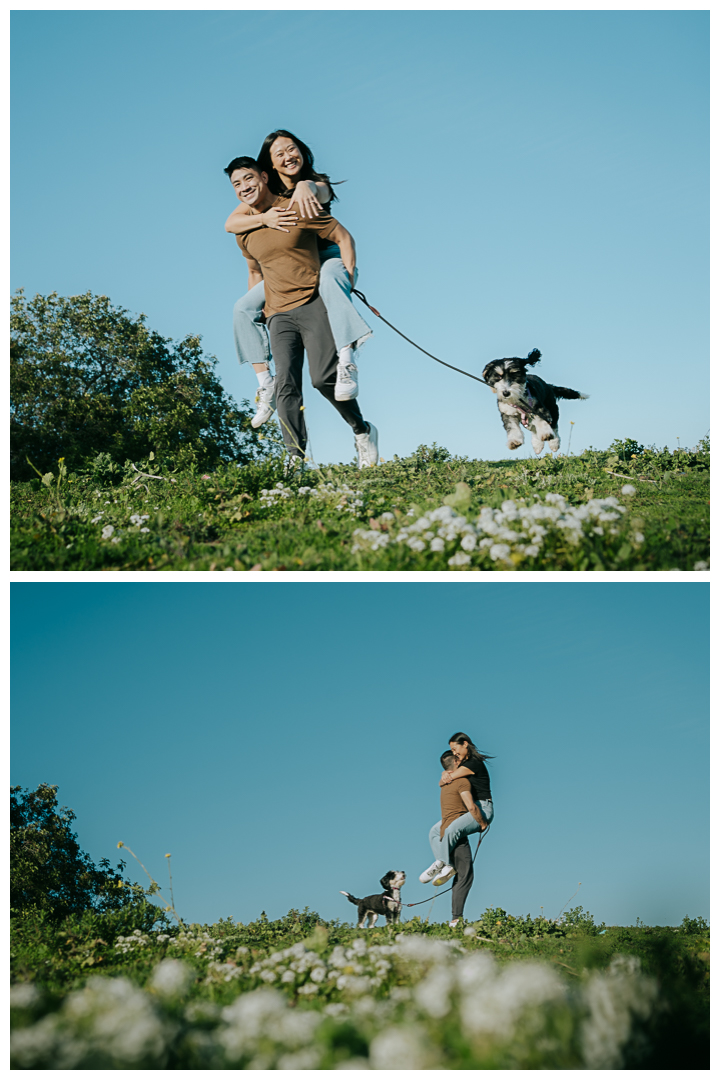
449, 740, 469, 762
270, 137, 304, 180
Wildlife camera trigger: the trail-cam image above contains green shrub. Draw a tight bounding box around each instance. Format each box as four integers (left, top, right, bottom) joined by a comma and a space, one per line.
10, 783, 149, 920
10, 290, 279, 480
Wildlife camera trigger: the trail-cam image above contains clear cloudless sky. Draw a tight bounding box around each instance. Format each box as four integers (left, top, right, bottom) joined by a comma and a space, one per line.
11, 582, 708, 928
11, 10, 708, 465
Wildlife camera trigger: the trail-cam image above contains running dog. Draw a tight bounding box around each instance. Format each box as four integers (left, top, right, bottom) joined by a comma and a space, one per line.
482, 349, 588, 454
340, 871, 406, 928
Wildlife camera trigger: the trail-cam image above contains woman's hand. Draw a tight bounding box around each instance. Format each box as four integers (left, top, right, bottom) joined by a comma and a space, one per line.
288, 180, 323, 219
262, 207, 299, 233
439, 770, 455, 786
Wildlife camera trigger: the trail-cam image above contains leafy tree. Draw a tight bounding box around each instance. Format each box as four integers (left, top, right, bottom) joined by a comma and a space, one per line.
10, 290, 272, 480
10, 782, 143, 919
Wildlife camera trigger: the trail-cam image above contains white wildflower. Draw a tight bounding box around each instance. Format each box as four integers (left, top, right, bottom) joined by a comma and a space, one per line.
149, 958, 193, 997
415, 966, 455, 1018
370, 1025, 428, 1070
489, 543, 511, 562
694, 561, 708, 571
459, 954, 565, 1040
430, 536, 445, 552
101, 525, 114, 539
60, 976, 167, 1066
324, 1002, 348, 1017
580, 955, 659, 1069
277, 1048, 321, 1069
448, 551, 472, 567
621, 484, 636, 495
460, 533, 477, 552
10, 983, 40, 1009
396, 935, 457, 964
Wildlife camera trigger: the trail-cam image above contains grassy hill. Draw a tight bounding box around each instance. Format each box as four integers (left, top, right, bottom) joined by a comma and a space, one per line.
10, 438, 709, 571
11, 904, 709, 1068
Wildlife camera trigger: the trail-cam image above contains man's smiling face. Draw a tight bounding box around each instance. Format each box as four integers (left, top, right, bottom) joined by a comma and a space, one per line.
230, 166, 269, 207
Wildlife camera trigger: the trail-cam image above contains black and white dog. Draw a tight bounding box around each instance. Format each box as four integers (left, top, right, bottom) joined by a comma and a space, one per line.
482, 349, 588, 454
340, 871, 406, 928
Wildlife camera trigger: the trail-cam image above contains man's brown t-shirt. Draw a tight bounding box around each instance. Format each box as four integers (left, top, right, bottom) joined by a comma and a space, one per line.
440, 777, 473, 838
238, 197, 339, 318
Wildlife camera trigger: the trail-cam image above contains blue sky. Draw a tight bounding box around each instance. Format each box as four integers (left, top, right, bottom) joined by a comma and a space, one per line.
11, 582, 709, 928
11, 10, 708, 466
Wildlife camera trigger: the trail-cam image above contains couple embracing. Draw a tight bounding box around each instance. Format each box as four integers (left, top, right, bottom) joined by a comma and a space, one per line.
224, 129, 378, 468
422, 732, 494, 928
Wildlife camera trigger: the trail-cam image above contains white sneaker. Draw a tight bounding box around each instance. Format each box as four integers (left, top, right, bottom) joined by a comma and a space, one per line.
419, 859, 444, 884
448, 918, 461, 929
355, 422, 379, 468
335, 357, 359, 401
433, 864, 456, 886
251, 382, 276, 428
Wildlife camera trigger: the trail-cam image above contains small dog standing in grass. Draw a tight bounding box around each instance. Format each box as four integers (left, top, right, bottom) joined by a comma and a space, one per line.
340, 871, 406, 928
482, 349, 588, 454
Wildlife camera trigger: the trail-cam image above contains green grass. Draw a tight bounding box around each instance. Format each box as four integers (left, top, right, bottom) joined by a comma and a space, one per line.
10, 439, 709, 571
10, 905, 709, 1069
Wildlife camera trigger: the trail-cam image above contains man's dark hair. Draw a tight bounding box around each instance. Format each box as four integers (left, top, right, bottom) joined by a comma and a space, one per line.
440, 750, 457, 769
224, 156, 264, 179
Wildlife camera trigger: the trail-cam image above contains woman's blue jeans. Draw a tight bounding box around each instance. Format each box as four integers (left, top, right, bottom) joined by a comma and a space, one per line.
429, 800, 494, 866
232, 247, 372, 370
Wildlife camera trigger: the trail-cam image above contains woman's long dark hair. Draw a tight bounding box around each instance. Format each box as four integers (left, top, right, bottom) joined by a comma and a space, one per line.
256, 129, 339, 203
449, 732, 494, 763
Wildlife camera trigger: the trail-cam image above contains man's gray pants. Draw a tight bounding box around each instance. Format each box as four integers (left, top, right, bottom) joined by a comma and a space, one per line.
268, 294, 368, 457
451, 837, 474, 920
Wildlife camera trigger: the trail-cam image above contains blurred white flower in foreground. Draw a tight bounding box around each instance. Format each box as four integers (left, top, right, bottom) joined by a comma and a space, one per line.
149, 958, 193, 998
581, 955, 659, 1069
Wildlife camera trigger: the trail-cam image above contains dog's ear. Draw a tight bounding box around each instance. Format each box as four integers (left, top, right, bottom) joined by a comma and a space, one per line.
525, 348, 542, 366
380, 872, 393, 889
481, 361, 497, 382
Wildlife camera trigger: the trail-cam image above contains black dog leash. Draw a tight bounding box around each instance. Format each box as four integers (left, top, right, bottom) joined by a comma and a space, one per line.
352, 288, 491, 388
401, 824, 492, 910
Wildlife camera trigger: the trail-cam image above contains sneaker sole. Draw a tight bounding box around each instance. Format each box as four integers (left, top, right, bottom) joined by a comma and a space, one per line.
433, 869, 456, 886
334, 388, 359, 401
251, 410, 275, 429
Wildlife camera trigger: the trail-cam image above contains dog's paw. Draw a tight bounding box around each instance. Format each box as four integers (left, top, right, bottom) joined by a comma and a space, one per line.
547, 438, 560, 452
507, 438, 523, 450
